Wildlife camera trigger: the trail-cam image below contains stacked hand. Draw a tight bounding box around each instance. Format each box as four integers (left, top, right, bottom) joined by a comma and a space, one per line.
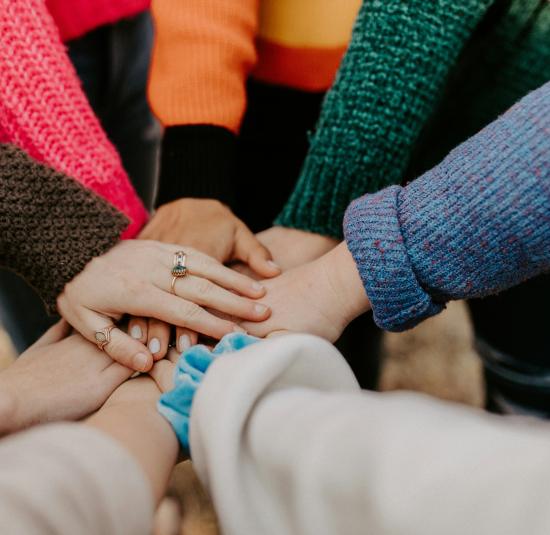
241, 243, 371, 342
57, 240, 271, 372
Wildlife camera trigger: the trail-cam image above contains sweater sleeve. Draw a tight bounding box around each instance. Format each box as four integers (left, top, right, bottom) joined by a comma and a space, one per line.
149, 0, 258, 207
0, 0, 148, 238
0, 424, 153, 535
275, 0, 494, 238
344, 82, 550, 332
0, 145, 128, 314
190, 334, 550, 535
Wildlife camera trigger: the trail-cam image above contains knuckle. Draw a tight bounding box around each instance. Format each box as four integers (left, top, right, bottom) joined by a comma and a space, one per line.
195, 278, 213, 298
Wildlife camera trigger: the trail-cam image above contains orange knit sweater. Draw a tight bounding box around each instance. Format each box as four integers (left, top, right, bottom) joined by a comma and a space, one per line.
148, 0, 361, 133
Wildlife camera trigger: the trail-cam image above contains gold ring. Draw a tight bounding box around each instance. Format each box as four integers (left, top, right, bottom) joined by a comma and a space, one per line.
94, 325, 116, 351
171, 251, 188, 294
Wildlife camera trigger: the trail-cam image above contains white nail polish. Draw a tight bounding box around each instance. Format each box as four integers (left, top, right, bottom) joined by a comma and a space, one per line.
252, 282, 264, 292
130, 325, 142, 339
179, 334, 191, 351
268, 260, 280, 270
149, 338, 161, 354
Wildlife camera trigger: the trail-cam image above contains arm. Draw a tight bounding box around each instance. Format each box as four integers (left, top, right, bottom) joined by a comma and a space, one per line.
0, 144, 127, 312
0, 377, 177, 535
276, 0, 494, 238
190, 335, 550, 535
344, 81, 550, 331
0, 0, 147, 237
243, 82, 550, 338
149, 0, 258, 207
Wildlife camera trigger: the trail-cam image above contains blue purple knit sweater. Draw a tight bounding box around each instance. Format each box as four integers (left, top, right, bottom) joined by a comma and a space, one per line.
344, 82, 550, 332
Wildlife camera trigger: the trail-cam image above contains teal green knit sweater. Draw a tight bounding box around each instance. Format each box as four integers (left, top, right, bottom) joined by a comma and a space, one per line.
275, 0, 550, 238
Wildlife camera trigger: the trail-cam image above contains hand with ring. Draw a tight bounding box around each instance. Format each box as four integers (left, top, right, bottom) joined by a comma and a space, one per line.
57, 240, 271, 372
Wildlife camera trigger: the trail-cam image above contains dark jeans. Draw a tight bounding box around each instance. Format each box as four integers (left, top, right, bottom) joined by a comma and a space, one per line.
0, 11, 160, 353
470, 273, 550, 416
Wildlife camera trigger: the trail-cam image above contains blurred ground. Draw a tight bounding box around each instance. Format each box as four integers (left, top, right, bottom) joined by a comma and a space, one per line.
0, 300, 484, 534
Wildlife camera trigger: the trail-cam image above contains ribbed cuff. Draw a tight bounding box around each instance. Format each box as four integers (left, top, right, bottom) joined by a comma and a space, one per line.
156, 125, 238, 208
343, 186, 443, 332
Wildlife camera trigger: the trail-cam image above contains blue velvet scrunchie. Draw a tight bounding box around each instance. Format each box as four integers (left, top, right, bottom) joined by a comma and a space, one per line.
157, 333, 259, 451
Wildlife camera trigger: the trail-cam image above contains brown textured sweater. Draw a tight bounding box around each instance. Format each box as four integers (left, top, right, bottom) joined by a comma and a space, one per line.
0, 144, 128, 313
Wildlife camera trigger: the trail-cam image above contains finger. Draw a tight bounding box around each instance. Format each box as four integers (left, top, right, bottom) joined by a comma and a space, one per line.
167, 347, 181, 364
170, 275, 271, 322
149, 359, 175, 393
128, 317, 148, 344
147, 319, 171, 361
234, 225, 281, 279
181, 251, 266, 299
175, 327, 198, 353
77, 308, 153, 372
129, 288, 244, 340
31, 319, 71, 348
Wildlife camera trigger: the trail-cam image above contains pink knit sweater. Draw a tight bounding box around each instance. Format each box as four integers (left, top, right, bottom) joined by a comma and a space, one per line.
46, 0, 150, 42
0, 0, 148, 238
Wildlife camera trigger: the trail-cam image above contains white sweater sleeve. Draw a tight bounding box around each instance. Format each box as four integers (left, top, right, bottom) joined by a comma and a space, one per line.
189, 334, 550, 535
0, 423, 154, 535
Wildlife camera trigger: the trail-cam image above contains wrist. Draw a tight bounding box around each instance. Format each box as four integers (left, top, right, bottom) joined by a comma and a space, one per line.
321, 243, 371, 325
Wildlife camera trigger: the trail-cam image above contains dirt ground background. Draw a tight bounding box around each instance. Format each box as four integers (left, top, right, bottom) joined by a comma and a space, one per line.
0, 300, 484, 534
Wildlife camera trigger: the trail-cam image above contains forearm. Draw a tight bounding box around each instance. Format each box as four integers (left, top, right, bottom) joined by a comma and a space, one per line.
0, 145, 128, 313
149, 0, 258, 206
344, 82, 550, 331
0, 0, 147, 236
190, 335, 550, 535
87, 378, 179, 504
276, 0, 493, 238
0, 424, 154, 535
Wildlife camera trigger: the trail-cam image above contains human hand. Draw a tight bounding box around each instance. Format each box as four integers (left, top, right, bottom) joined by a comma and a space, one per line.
256, 226, 339, 271
57, 240, 270, 371
0, 321, 133, 436
139, 198, 281, 277
241, 243, 371, 341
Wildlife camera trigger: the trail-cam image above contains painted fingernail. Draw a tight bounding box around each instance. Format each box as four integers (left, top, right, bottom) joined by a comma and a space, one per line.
149, 338, 161, 354
178, 334, 191, 352
233, 325, 247, 334
255, 304, 269, 315
252, 281, 265, 292
267, 260, 280, 270
130, 325, 142, 339
134, 353, 149, 371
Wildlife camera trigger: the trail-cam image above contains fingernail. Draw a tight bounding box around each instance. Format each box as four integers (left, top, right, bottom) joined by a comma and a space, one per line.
252, 282, 265, 292
255, 304, 268, 315
178, 334, 191, 352
149, 338, 161, 354
134, 353, 149, 371
268, 260, 280, 270
233, 325, 247, 334
130, 325, 142, 339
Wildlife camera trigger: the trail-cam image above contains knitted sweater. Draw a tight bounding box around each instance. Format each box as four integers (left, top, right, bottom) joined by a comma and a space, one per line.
0, 145, 127, 313
148, 0, 361, 206
344, 82, 550, 332
277, 0, 550, 237
0, 0, 148, 238
46, 0, 150, 42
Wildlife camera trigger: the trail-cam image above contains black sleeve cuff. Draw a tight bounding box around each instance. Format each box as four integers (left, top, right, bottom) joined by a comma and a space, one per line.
156, 125, 238, 208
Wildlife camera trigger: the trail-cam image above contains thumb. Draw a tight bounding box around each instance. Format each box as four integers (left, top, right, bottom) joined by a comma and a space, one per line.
234, 225, 281, 279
